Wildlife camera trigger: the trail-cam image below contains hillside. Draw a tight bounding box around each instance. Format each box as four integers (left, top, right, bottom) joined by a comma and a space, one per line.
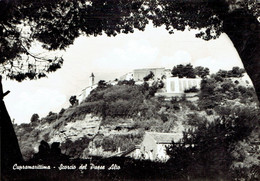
14, 72, 259, 163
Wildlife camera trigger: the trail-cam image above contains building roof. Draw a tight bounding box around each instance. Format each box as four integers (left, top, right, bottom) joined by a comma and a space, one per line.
134, 67, 165, 71
109, 145, 140, 158
146, 132, 183, 144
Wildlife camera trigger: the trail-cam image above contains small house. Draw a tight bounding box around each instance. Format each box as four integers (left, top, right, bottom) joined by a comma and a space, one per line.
120, 132, 183, 161
139, 132, 183, 161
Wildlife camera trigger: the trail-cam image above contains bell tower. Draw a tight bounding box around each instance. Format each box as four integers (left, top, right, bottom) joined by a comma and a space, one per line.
89, 73, 95, 87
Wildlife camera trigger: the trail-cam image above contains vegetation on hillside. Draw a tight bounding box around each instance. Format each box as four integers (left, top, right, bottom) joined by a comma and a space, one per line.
14, 67, 259, 180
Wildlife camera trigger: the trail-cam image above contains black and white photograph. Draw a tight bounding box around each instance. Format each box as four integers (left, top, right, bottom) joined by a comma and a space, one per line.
1, 0, 260, 180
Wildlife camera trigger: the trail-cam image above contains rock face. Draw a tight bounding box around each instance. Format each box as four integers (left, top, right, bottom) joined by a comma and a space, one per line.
14, 113, 102, 160
49, 114, 101, 143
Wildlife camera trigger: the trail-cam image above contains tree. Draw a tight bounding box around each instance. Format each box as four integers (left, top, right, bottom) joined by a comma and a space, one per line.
194, 66, 210, 78
143, 71, 154, 81
69, 95, 78, 106
171, 64, 185, 78
216, 69, 229, 78
30, 113, 39, 123
228, 67, 245, 77
149, 0, 260, 103
97, 80, 111, 90
0, 76, 23, 172
171, 64, 196, 78
167, 107, 260, 180
217, 67, 245, 78
118, 79, 135, 86
0, 0, 148, 81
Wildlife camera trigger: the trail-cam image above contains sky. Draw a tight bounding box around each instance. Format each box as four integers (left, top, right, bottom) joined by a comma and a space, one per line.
2, 23, 245, 124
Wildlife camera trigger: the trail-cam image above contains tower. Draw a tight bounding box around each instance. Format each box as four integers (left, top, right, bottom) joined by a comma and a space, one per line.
89, 73, 95, 87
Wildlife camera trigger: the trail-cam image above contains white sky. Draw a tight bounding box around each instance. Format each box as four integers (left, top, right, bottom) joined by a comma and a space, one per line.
2, 24, 245, 124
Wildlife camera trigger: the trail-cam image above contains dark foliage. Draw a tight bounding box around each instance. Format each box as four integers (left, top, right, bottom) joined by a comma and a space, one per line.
0, 0, 148, 81
171, 64, 210, 78
171, 64, 194, 78
217, 67, 246, 78
170, 97, 181, 110
30, 113, 39, 123
43, 111, 58, 123
166, 108, 260, 180
194, 66, 210, 78
60, 137, 91, 158
69, 95, 78, 106
199, 76, 258, 109
143, 71, 154, 81
117, 79, 135, 86
101, 133, 143, 152
58, 108, 65, 118
184, 86, 199, 93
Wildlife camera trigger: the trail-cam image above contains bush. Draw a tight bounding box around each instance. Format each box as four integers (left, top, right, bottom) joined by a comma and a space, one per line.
234, 80, 239, 84
101, 133, 144, 152
185, 101, 198, 111
69, 95, 78, 106
184, 86, 199, 93
160, 113, 168, 122
186, 113, 207, 127
143, 71, 154, 81
45, 112, 58, 123
20, 123, 33, 132
60, 137, 90, 157
205, 109, 213, 115
58, 108, 65, 117
86, 84, 145, 118
170, 97, 181, 110
30, 114, 39, 123
167, 107, 259, 180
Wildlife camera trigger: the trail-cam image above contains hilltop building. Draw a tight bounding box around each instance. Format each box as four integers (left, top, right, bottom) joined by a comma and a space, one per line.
119, 72, 134, 81
133, 68, 166, 81
78, 73, 98, 103
129, 67, 202, 97
89, 73, 95, 87
78, 68, 203, 103
119, 68, 171, 82
155, 77, 202, 98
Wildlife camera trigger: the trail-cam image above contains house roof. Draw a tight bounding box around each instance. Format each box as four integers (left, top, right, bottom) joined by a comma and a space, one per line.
109, 145, 140, 158
146, 132, 183, 144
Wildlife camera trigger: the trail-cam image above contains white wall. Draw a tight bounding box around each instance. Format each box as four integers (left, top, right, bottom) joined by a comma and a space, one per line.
166, 77, 201, 93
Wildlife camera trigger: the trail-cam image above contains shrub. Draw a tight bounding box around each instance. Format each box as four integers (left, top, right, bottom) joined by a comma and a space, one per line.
30, 113, 39, 123
186, 113, 207, 127
185, 101, 198, 111
143, 71, 154, 81
42, 133, 50, 142
20, 123, 33, 132
101, 133, 144, 152
184, 86, 199, 93
160, 113, 168, 122
205, 109, 213, 115
69, 95, 78, 106
45, 112, 58, 123
60, 137, 90, 157
58, 108, 65, 117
